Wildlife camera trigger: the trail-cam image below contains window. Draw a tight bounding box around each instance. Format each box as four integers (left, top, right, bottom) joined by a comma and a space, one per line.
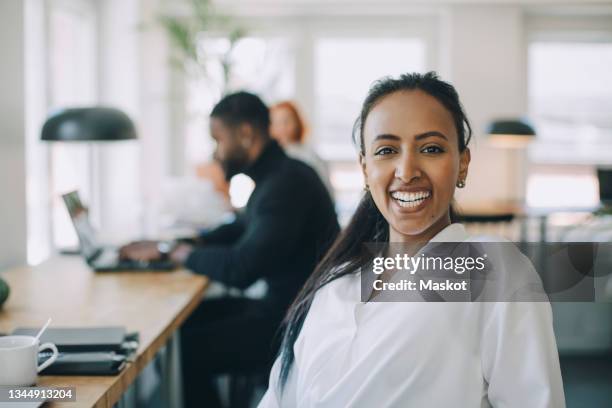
528, 41, 612, 163
48, 1, 98, 248
526, 34, 612, 209
26, 0, 97, 263
526, 165, 599, 208
184, 35, 296, 207
184, 36, 295, 168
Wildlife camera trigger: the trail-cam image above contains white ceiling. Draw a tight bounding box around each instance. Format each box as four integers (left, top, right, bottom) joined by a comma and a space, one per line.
206, 0, 612, 17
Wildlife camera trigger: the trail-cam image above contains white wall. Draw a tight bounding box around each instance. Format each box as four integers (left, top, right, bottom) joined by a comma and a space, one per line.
0, 0, 28, 269
443, 5, 528, 205
95, 0, 143, 243
95, 0, 182, 241
137, 0, 180, 236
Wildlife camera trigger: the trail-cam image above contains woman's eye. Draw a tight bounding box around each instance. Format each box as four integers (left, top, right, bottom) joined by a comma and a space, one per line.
374, 147, 396, 156
421, 145, 444, 154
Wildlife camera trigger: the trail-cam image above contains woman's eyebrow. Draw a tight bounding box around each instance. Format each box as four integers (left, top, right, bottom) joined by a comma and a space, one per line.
372, 131, 448, 144
372, 134, 401, 143
414, 131, 448, 141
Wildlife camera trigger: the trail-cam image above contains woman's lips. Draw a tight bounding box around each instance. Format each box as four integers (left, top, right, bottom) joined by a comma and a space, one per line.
389, 190, 431, 212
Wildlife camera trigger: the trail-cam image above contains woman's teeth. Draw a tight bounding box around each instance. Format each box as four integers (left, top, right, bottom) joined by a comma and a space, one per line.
391, 191, 431, 208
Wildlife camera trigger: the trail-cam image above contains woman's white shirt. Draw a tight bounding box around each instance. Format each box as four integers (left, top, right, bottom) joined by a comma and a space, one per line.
258, 223, 565, 408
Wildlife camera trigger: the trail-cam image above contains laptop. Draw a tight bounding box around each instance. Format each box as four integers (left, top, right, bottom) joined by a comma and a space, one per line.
62, 191, 174, 272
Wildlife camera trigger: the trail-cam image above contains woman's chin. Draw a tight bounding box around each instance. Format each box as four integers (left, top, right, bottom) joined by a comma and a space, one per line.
389, 222, 433, 242
388, 212, 450, 242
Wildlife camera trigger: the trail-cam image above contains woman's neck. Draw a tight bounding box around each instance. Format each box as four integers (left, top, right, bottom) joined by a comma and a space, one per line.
388, 214, 451, 248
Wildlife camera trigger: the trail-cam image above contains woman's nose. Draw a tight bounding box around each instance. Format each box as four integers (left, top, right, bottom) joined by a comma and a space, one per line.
394, 152, 422, 182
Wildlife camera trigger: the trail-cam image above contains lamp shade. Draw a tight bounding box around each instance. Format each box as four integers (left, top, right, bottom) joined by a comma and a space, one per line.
486, 119, 535, 148
41, 107, 137, 142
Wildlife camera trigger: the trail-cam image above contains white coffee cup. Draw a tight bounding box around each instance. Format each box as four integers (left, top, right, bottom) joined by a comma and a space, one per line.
0, 335, 59, 386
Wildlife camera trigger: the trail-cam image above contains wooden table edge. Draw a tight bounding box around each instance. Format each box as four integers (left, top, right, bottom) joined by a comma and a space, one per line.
88, 275, 208, 408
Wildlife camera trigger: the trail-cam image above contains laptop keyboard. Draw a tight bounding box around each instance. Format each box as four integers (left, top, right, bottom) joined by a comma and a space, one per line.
93, 248, 119, 267
91, 248, 174, 271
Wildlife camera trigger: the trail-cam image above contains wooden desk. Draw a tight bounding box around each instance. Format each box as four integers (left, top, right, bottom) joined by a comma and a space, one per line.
0, 256, 208, 408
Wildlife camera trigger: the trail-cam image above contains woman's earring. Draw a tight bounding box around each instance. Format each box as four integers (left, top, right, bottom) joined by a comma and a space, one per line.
456, 180, 465, 188
364, 184, 370, 192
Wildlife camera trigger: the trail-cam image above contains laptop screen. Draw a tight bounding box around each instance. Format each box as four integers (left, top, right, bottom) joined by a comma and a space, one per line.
62, 191, 99, 260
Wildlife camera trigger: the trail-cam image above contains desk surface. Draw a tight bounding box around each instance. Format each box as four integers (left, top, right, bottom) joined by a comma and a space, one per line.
0, 256, 208, 408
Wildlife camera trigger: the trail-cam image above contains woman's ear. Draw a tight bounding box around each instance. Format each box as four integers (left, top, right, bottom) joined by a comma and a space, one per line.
458, 147, 471, 182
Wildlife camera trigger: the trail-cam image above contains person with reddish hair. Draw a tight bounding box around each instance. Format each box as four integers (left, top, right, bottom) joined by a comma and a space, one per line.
270, 101, 334, 196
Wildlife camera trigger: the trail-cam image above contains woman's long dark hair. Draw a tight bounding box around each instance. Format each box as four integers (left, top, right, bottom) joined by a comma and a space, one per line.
277, 72, 472, 389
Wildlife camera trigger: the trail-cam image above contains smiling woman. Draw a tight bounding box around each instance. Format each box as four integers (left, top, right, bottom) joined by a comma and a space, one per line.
258, 72, 565, 408
360, 89, 470, 242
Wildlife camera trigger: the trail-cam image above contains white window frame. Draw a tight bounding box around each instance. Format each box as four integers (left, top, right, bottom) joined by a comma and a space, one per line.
526, 13, 612, 166
26, 0, 99, 264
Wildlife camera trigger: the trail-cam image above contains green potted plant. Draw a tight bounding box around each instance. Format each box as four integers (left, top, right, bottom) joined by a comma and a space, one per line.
157, 0, 245, 92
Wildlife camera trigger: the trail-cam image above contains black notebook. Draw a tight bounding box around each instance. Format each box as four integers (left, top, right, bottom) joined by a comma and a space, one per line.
38, 351, 127, 376
12, 326, 127, 352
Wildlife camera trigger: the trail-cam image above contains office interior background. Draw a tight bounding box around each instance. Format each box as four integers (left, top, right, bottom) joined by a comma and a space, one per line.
1, 0, 612, 406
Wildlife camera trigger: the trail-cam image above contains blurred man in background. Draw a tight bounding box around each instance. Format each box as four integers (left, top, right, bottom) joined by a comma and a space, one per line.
121, 91, 339, 407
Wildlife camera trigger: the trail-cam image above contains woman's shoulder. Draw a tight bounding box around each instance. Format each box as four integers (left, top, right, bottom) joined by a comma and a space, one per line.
297, 268, 361, 344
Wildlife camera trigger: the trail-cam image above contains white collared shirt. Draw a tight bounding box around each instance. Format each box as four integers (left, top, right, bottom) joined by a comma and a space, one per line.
258, 223, 566, 408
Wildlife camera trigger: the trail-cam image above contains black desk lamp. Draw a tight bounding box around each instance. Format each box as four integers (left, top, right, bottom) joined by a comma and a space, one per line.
40, 107, 137, 254
486, 119, 535, 148
41, 107, 137, 142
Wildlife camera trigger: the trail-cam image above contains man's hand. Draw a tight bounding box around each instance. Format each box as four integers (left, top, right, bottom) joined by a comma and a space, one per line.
119, 240, 161, 262
169, 243, 194, 265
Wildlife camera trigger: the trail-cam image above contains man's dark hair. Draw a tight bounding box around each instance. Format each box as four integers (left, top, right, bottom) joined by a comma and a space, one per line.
211, 91, 271, 137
